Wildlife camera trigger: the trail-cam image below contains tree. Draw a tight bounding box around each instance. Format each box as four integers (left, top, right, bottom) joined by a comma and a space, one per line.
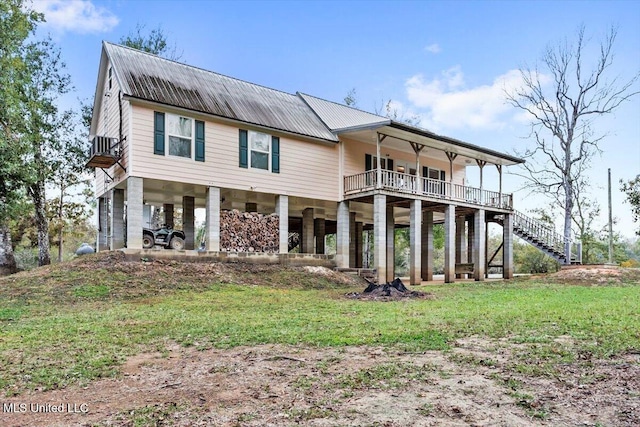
344, 88, 358, 107
47, 108, 92, 262
0, 0, 42, 273
119, 23, 183, 60
620, 175, 640, 236
21, 39, 74, 266
506, 25, 639, 263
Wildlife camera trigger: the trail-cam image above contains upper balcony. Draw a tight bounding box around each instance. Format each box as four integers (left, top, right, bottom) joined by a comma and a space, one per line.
344, 170, 513, 210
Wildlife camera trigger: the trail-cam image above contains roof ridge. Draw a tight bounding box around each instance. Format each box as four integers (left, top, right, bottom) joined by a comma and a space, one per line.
298, 92, 387, 119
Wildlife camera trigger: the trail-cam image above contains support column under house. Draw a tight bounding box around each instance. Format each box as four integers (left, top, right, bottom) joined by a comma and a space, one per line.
110, 189, 125, 250
373, 194, 387, 284
126, 177, 143, 249
275, 195, 289, 254
386, 205, 395, 282
473, 209, 486, 281
182, 196, 195, 250
315, 218, 325, 255
302, 207, 314, 254
206, 187, 220, 251
409, 199, 422, 285
336, 201, 350, 268
444, 205, 456, 283
421, 210, 434, 281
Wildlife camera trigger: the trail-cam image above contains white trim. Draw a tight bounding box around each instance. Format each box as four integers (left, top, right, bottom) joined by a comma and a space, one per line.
248, 130, 271, 172
165, 113, 195, 160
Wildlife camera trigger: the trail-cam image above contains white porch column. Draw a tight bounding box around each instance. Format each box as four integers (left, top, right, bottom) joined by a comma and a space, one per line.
386, 205, 394, 282
477, 160, 486, 204
275, 195, 289, 254
302, 207, 314, 254
110, 189, 125, 250
373, 194, 387, 283
444, 204, 456, 283
182, 196, 195, 250
336, 201, 350, 268
409, 199, 422, 285
503, 212, 514, 279
206, 187, 220, 251
421, 211, 433, 281
376, 133, 382, 189
474, 209, 486, 281
126, 177, 144, 249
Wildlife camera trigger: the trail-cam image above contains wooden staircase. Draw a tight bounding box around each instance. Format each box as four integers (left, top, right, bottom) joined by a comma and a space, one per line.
492, 210, 581, 265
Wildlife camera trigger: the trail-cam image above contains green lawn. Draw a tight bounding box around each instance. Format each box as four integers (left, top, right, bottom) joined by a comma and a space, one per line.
1, 255, 638, 396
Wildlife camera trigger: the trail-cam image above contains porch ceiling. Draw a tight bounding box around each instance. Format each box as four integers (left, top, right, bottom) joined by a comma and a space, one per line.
339, 122, 524, 167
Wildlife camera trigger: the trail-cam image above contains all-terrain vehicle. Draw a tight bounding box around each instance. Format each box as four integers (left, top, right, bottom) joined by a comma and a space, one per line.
142, 225, 186, 250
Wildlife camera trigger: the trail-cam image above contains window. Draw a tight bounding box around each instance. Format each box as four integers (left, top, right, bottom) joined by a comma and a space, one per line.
108, 67, 112, 90
428, 168, 441, 180
153, 112, 204, 161
365, 154, 394, 171
167, 114, 193, 158
249, 131, 270, 170
239, 129, 280, 173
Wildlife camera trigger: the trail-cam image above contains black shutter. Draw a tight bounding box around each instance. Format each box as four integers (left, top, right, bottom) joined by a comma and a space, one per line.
423, 166, 428, 178
271, 136, 280, 173
154, 112, 165, 155
365, 154, 372, 171
239, 129, 248, 168
440, 170, 445, 181
387, 158, 394, 171
195, 120, 205, 162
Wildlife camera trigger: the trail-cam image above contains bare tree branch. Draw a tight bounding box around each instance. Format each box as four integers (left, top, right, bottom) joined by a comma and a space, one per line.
505, 24, 640, 263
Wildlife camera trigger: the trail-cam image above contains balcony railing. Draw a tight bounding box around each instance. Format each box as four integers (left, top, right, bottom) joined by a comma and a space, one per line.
344, 170, 512, 209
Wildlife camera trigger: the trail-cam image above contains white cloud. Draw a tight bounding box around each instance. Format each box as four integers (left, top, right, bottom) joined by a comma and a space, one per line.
32, 0, 119, 34
405, 67, 528, 131
424, 43, 441, 54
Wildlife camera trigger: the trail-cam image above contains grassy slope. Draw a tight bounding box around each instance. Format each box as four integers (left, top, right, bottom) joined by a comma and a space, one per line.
1, 252, 638, 396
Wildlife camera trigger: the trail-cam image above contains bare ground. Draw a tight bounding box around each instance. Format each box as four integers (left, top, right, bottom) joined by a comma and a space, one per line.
2, 258, 638, 426
2, 339, 638, 427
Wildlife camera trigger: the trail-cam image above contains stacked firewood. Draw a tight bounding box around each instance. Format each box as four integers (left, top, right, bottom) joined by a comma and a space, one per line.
220, 210, 280, 253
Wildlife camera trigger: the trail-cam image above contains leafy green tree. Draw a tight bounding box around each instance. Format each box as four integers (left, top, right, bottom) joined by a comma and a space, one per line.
620, 175, 640, 236
119, 23, 183, 59
47, 108, 92, 261
0, 0, 42, 273
21, 38, 74, 266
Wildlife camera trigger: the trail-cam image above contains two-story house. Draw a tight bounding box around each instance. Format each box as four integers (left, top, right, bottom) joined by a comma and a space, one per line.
88, 42, 526, 285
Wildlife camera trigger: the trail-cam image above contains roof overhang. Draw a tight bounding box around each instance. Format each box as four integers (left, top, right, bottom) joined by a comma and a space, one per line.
377, 121, 524, 166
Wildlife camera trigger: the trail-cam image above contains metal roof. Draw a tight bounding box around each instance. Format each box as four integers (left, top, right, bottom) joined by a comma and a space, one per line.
104, 42, 338, 142
297, 93, 390, 132
101, 42, 523, 165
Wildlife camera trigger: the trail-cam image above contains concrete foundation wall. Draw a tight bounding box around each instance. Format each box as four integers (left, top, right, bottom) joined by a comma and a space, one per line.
121, 248, 336, 268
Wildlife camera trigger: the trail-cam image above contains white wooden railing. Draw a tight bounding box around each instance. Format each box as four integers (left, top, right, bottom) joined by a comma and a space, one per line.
344, 170, 513, 209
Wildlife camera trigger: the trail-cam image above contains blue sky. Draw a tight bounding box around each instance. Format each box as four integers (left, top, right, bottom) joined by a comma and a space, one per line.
31, 0, 640, 239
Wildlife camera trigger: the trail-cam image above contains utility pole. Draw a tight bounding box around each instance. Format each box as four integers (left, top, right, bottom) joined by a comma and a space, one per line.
608, 168, 613, 264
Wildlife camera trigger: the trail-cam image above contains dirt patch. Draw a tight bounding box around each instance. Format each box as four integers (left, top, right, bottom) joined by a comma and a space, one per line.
2, 341, 637, 427
543, 265, 640, 285
452, 337, 640, 427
